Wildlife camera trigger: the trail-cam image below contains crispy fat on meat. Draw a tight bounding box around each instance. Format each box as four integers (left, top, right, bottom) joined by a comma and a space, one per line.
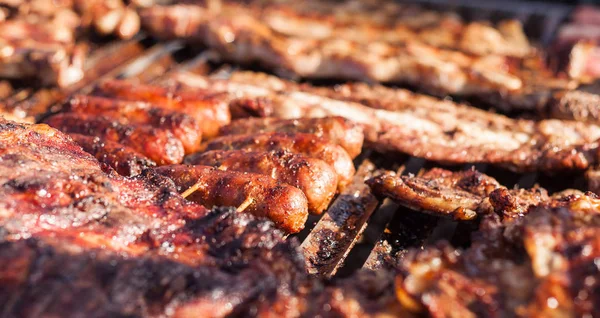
155, 164, 308, 233
184, 149, 337, 214
44, 112, 185, 165
69, 133, 155, 176
367, 168, 552, 220
66, 94, 202, 153
203, 132, 355, 190
219, 116, 364, 158
93, 79, 231, 138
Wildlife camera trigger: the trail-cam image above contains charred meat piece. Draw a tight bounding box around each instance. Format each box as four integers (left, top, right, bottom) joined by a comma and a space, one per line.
155, 164, 309, 233
220, 70, 600, 173
65, 94, 202, 153
395, 193, 600, 317
203, 132, 356, 190
94, 79, 230, 138
367, 168, 554, 220
184, 149, 337, 214
219, 116, 364, 158
44, 112, 185, 165
69, 133, 155, 176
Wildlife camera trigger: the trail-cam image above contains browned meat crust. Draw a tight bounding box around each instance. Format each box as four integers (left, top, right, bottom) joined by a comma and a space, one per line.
219, 116, 364, 158
65, 94, 202, 153
154, 164, 309, 233
184, 149, 337, 214
93, 79, 231, 139
395, 193, 600, 317
367, 168, 551, 220
69, 133, 155, 176
43, 112, 185, 165
174, 70, 600, 173
203, 132, 356, 190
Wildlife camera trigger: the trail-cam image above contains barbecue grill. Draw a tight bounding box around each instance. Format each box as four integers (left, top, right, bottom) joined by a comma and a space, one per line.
1, 2, 600, 316
0, 0, 594, 281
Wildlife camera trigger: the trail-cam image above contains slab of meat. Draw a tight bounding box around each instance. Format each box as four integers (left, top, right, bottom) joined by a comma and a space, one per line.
65, 94, 202, 153
177, 70, 600, 173
184, 149, 337, 214
367, 168, 554, 221
203, 132, 356, 190
69, 133, 156, 176
155, 164, 309, 233
93, 79, 231, 138
44, 112, 185, 165
394, 193, 600, 317
219, 116, 364, 158
141, 4, 526, 97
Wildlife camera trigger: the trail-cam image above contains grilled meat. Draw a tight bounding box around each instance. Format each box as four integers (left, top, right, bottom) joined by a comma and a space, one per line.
154, 164, 309, 233
184, 149, 337, 214
395, 193, 600, 317
218, 116, 364, 158
65, 94, 202, 153
203, 132, 356, 190
94, 79, 231, 138
44, 112, 185, 165
0, 20, 85, 87
182, 70, 600, 173
141, 4, 525, 96
367, 168, 552, 220
1, 118, 401, 317
69, 133, 156, 176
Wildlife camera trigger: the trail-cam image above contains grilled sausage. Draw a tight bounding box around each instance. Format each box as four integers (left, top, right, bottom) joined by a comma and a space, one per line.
44, 113, 184, 165
155, 164, 308, 233
203, 132, 355, 190
66, 94, 202, 153
184, 149, 337, 214
94, 79, 231, 138
70, 133, 156, 176
219, 116, 364, 158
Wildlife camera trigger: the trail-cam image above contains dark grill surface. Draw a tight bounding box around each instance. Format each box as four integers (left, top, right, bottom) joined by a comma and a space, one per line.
0, 1, 588, 278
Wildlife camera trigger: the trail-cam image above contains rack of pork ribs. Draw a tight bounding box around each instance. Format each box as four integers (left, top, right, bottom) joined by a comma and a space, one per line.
1, 0, 600, 317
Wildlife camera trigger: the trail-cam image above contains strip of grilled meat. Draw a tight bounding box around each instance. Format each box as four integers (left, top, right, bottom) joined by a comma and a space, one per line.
219, 116, 364, 158
367, 168, 553, 221
203, 132, 356, 190
93, 79, 231, 138
44, 112, 185, 165
141, 4, 526, 96
176, 70, 600, 173
154, 164, 309, 233
212, 0, 532, 57
65, 94, 202, 153
184, 149, 337, 214
395, 193, 600, 317
69, 133, 156, 176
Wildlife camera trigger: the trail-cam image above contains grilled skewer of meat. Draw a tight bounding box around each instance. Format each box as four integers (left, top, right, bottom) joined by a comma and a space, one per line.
69, 133, 156, 176
93, 79, 231, 138
219, 116, 364, 158
44, 112, 185, 165
203, 132, 355, 190
65, 94, 202, 153
155, 164, 308, 233
367, 168, 553, 220
184, 149, 337, 214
